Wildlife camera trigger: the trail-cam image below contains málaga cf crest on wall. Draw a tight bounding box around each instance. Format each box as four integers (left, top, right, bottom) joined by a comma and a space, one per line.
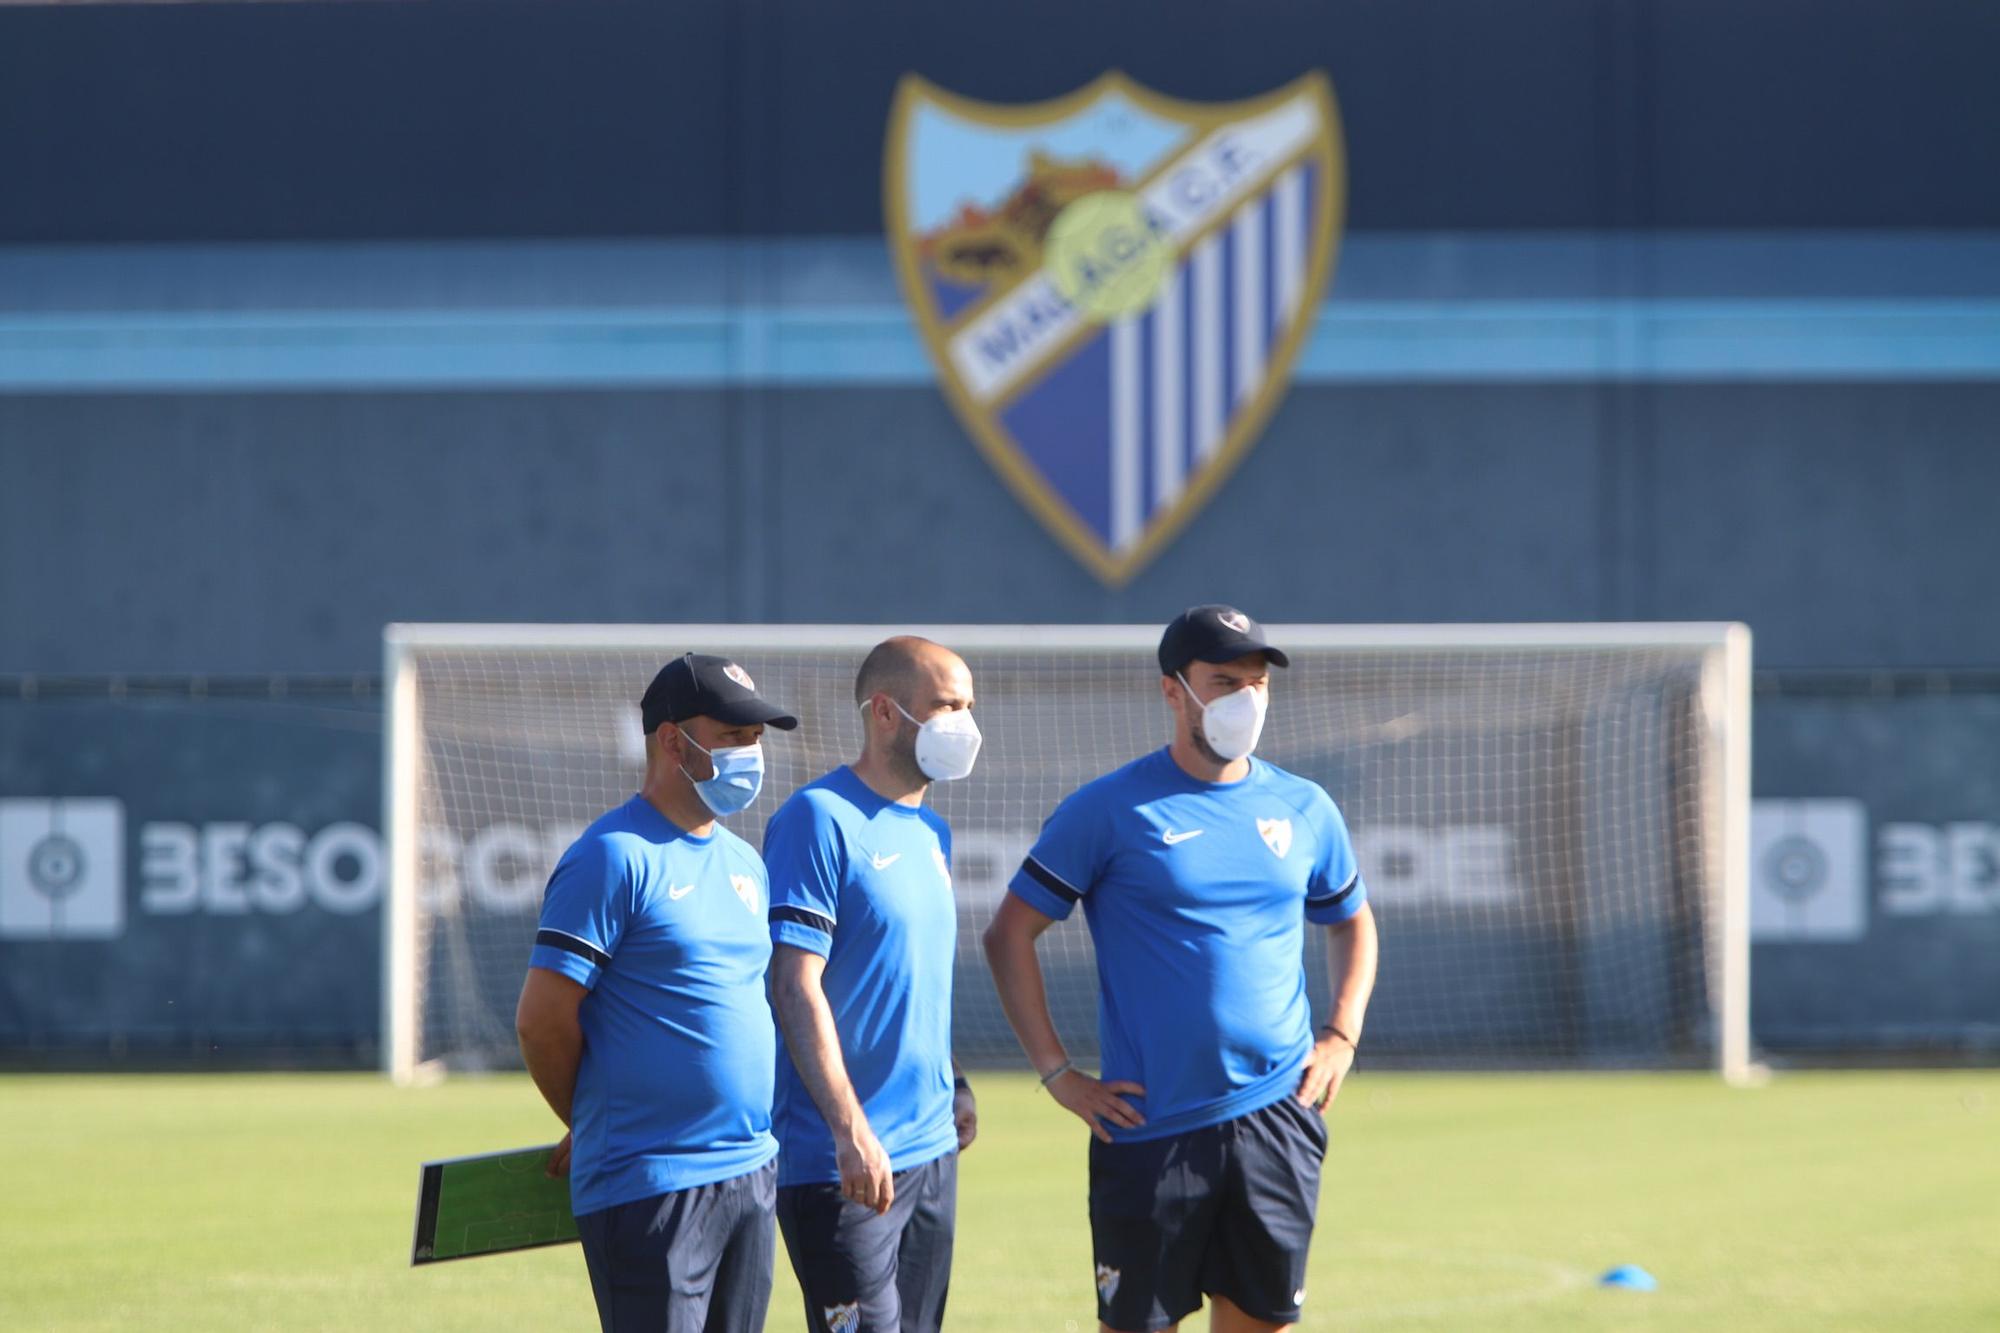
885, 71, 1345, 585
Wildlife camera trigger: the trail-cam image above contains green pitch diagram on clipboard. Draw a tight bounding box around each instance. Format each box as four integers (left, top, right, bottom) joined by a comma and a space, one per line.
411, 1145, 579, 1264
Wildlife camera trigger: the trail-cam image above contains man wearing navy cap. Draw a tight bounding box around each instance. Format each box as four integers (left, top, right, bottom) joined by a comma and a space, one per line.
984, 606, 1380, 1333
516, 653, 799, 1333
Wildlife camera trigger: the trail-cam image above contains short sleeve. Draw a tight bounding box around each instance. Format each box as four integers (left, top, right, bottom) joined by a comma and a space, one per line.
1305, 789, 1367, 925
529, 835, 629, 988
932, 815, 952, 871
1008, 788, 1106, 922
763, 796, 846, 958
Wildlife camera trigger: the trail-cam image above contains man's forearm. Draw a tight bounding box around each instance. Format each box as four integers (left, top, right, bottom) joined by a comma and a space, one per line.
1323, 904, 1380, 1042
771, 965, 868, 1136
983, 928, 1068, 1074
519, 1025, 582, 1126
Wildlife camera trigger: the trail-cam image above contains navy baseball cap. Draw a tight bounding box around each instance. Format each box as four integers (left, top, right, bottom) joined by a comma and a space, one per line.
641, 654, 799, 734
1157, 604, 1291, 676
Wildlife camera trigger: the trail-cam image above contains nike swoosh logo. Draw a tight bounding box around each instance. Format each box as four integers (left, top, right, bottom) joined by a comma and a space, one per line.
1162, 829, 1205, 845
871, 852, 902, 870
667, 884, 696, 900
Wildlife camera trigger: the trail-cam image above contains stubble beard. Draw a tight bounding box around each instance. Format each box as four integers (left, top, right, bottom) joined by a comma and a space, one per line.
890, 722, 930, 791
1176, 686, 1227, 768
1187, 724, 1228, 768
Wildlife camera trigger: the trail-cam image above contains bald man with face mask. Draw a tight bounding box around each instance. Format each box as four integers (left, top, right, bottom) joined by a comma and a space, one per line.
763, 636, 982, 1333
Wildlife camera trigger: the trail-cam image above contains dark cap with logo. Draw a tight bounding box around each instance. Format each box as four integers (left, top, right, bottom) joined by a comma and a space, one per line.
1157, 604, 1291, 677
640, 654, 799, 734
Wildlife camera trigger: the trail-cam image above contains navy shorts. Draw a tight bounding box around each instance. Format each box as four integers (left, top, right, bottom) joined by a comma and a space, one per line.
1088, 1096, 1327, 1331
774, 1151, 957, 1333
574, 1160, 777, 1333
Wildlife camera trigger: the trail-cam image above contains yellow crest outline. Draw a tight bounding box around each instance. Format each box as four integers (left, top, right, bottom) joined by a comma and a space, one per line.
884, 69, 1347, 586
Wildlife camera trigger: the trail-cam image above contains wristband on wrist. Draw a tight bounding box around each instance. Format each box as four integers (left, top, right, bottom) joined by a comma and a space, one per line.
1318, 1023, 1357, 1048
1037, 1059, 1074, 1088
953, 1074, 972, 1094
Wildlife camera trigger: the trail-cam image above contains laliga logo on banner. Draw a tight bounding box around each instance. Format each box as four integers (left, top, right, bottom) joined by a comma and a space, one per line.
885, 71, 1346, 584
0, 799, 125, 939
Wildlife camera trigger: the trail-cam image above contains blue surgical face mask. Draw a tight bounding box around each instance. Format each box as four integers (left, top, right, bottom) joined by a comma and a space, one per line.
679, 732, 766, 816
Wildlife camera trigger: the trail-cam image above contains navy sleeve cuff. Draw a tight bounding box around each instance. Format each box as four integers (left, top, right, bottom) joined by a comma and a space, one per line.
527, 945, 600, 989
1306, 874, 1366, 925
1020, 856, 1082, 903
770, 905, 835, 957
534, 928, 609, 969
1006, 875, 1075, 923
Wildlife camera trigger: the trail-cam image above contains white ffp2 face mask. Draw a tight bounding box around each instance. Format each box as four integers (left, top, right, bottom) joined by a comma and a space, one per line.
1177, 673, 1267, 761
877, 699, 983, 782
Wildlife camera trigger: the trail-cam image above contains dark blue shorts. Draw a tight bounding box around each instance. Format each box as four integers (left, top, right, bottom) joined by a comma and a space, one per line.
774, 1151, 957, 1333
1088, 1096, 1327, 1331
574, 1160, 777, 1333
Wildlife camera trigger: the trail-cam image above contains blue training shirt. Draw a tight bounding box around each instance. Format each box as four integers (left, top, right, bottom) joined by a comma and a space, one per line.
528, 795, 778, 1216
763, 766, 959, 1187
1008, 747, 1366, 1143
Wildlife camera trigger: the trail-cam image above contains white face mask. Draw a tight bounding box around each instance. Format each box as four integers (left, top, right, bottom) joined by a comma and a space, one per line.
869, 698, 983, 782
1177, 672, 1268, 761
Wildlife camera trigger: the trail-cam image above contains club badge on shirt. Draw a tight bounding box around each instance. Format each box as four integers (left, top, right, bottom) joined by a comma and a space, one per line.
730, 873, 761, 914
1257, 817, 1293, 858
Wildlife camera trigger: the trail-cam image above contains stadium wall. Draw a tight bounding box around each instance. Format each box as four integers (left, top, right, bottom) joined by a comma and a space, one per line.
5, 383, 2000, 676
3, 0, 1996, 1065
1, 0, 1995, 241
3, 678, 1996, 1066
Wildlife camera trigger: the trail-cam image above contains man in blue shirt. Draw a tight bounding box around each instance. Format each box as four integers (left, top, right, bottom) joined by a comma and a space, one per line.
516, 653, 799, 1333
984, 606, 1380, 1333
763, 636, 982, 1333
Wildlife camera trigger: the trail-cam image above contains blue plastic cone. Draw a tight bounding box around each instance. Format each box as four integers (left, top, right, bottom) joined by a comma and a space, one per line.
1599, 1264, 1658, 1291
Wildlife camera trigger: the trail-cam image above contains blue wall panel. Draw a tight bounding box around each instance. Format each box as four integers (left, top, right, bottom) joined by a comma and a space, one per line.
7, 384, 1999, 675
2, 1, 1995, 241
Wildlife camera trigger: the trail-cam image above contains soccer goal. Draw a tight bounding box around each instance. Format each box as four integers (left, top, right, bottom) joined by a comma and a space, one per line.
383, 623, 1752, 1085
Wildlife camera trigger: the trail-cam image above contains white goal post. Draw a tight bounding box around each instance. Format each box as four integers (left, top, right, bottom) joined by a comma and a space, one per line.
383, 622, 1752, 1086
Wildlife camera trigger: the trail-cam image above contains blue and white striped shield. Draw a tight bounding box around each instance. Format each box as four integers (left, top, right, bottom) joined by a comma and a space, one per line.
886, 72, 1345, 584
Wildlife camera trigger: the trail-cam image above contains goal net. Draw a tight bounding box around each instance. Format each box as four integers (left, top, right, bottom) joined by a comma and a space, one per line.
384, 623, 1751, 1084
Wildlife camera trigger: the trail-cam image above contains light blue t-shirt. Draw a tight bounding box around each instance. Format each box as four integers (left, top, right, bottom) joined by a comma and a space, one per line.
528, 795, 778, 1216
1008, 747, 1366, 1143
763, 766, 959, 1187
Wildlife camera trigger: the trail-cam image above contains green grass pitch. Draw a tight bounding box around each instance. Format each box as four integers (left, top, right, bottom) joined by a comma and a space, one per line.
5, 1070, 1996, 1330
